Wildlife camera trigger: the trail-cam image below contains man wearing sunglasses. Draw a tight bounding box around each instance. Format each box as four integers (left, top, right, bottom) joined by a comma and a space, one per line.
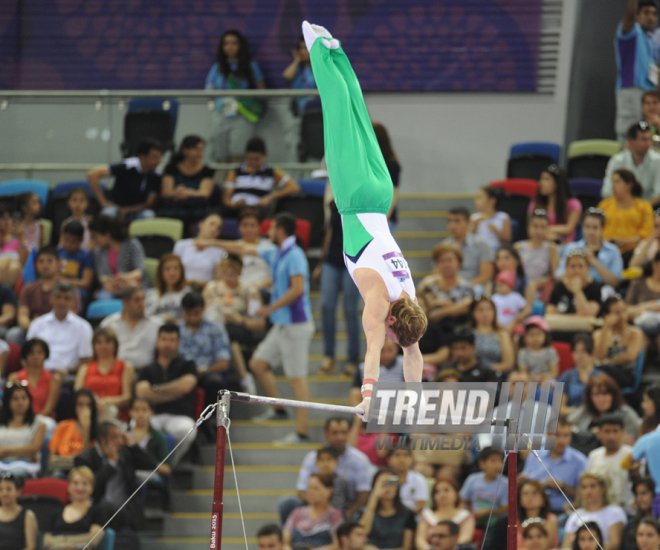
616, 0, 659, 144
603, 121, 660, 205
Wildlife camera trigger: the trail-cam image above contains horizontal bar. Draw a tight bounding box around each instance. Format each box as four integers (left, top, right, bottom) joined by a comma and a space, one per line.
0, 162, 321, 172
224, 391, 365, 416
0, 89, 319, 99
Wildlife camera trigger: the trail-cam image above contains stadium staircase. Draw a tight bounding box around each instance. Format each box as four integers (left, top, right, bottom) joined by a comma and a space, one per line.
139, 194, 474, 550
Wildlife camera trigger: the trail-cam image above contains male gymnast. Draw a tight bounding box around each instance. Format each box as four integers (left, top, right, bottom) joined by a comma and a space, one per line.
302, 22, 428, 420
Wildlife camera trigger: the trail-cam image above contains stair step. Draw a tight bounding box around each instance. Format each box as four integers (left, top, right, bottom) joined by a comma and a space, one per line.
162, 514, 278, 537
210, 443, 319, 465
192, 466, 299, 491
397, 195, 474, 211
141, 538, 256, 550
171, 490, 295, 513
219, 422, 327, 444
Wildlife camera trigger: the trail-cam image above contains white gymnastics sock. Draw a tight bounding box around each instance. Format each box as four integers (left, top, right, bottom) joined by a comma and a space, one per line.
302, 21, 339, 51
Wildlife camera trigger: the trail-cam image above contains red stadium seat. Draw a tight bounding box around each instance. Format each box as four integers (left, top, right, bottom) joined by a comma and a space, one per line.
260, 219, 312, 252
551, 341, 574, 375
489, 178, 539, 199
22, 478, 69, 505
5, 343, 21, 376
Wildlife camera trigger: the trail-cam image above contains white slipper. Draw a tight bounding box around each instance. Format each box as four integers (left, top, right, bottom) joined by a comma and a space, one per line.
302, 21, 339, 51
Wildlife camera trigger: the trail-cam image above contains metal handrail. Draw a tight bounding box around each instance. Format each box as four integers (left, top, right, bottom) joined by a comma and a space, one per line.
0, 89, 319, 99
0, 162, 320, 172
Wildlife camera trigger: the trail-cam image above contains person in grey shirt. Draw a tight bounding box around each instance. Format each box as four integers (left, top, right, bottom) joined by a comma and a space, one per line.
603, 122, 660, 205
443, 207, 494, 286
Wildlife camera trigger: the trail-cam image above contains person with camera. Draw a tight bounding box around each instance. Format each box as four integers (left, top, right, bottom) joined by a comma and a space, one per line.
358, 468, 416, 550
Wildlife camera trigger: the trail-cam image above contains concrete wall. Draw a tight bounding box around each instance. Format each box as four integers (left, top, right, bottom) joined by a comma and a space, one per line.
0, 1, 578, 195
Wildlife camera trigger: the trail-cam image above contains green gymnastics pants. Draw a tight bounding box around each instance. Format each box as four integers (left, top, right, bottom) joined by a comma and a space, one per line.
309, 38, 394, 257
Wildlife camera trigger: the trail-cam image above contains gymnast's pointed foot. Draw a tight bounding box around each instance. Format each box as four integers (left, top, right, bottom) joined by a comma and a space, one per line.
302, 21, 339, 51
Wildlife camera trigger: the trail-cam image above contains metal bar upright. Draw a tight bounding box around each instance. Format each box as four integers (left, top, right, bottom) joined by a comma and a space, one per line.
210, 391, 231, 550
507, 419, 518, 550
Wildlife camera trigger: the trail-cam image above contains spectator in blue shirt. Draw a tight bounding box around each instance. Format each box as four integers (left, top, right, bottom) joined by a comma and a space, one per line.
521, 416, 587, 514
615, 0, 659, 143
459, 448, 508, 529
555, 208, 623, 287
282, 36, 318, 162
206, 30, 266, 162
203, 213, 315, 444
178, 291, 235, 406
58, 221, 94, 306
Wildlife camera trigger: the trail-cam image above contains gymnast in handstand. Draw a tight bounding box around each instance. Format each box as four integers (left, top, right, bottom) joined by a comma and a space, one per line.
302, 22, 428, 420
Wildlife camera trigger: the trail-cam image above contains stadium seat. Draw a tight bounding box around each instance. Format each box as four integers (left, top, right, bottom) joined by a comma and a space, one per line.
22, 478, 69, 505
551, 341, 574, 375
144, 257, 159, 288
128, 218, 184, 259
622, 350, 645, 395
260, 218, 312, 252
298, 179, 326, 197
41, 218, 52, 246
121, 98, 178, 157
566, 140, 621, 180
48, 181, 104, 244
221, 218, 240, 239
274, 195, 325, 249
531, 301, 545, 317
489, 179, 538, 240
5, 343, 21, 376
98, 528, 116, 550
0, 180, 50, 213
18, 495, 64, 533
87, 299, 123, 322
569, 178, 604, 212
507, 142, 561, 180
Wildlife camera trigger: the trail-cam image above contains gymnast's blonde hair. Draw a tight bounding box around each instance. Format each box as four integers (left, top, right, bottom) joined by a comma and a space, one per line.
390, 297, 428, 348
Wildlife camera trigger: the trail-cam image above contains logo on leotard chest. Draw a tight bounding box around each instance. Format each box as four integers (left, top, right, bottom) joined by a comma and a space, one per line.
382, 251, 410, 282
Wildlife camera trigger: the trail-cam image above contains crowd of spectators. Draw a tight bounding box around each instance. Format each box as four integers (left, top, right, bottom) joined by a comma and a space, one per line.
10, 7, 660, 550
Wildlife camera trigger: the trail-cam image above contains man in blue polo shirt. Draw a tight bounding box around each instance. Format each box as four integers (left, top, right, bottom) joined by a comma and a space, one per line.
616, 0, 659, 144
521, 416, 587, 515
211, 213, 315, 443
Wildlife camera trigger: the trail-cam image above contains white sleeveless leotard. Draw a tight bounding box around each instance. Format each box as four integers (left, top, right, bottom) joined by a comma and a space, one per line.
342, 213, 416, 302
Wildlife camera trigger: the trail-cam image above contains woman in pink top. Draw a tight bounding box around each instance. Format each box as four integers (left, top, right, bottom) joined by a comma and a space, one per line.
527, 165, 582, 243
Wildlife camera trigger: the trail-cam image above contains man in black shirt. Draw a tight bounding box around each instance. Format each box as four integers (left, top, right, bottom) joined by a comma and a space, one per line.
87, 139, 163, 223
135, 323, 198, 465
439, 328, 498, 383
0, 283, 17, 340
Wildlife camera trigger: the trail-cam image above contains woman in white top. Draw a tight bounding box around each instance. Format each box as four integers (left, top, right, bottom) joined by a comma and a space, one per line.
470, 186, 511, 252
0, 383, 46, 478
235, 208, 273, 289
145, 253, 191, 322
173, 212, 226, 284
416, 477, 475, 548
562, 472, 626, 550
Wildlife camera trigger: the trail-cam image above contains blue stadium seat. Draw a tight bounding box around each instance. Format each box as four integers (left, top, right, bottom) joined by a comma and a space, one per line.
509, 142, 561, 163
97, 528, 116, 550
298, 179, 326, 197
531, 301, 545, 317
622, 350, 645, 395
0, 180, 50, 213
52, 181, 102, 199
87, 299, 123, 320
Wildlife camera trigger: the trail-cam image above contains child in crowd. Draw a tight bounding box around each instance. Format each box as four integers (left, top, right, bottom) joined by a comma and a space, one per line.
517, 316, 559, 383
459, 447, 508, 529
491, 270, 528, 331
60, 187, 92, 249
203, 255, 265, 345
386, 447, 429, 514
315, 447, 354, 517
470, 186, 511, 251
126, 397, 172, 477
17, 192, 43, 250
515, 209, 559, 302
58, 221, 94, 305
486, 245, 527, 296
